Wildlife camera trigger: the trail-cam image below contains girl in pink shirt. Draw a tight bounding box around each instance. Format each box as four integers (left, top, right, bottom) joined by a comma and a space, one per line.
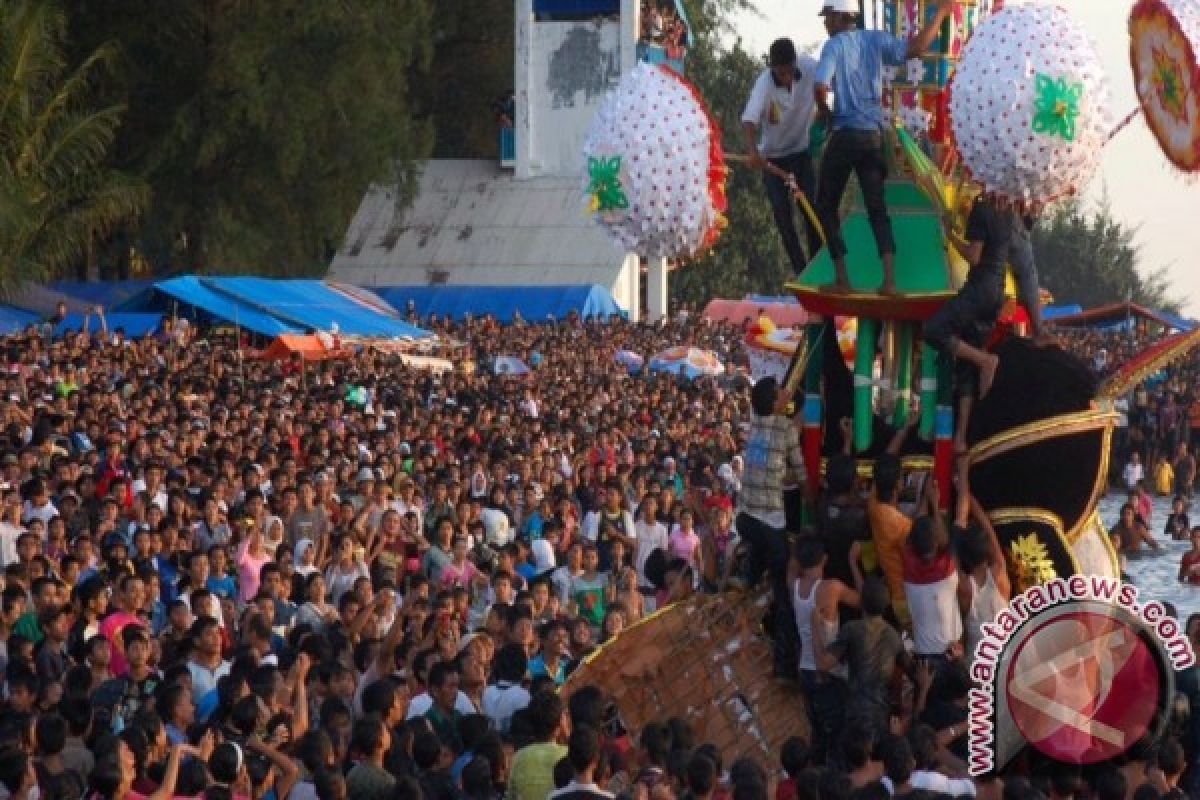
237, 522, 272, 604
669, 510, 702, 572
441, 536, 482, 594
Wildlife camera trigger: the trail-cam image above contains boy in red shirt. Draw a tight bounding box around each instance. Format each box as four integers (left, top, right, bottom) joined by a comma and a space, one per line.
1179, 527, 1200, 585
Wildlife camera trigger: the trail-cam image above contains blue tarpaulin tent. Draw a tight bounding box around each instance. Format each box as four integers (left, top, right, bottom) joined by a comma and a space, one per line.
1043, 305, 1083, 320
0, 305, 39, 335
1050, 302, 1196, 332
118, 277, 430, 339
54, 313, 164, 339
206, 278, 428, 338
374, 285, 624, 323
119, 277, 301, 337
743, 294, 800, 305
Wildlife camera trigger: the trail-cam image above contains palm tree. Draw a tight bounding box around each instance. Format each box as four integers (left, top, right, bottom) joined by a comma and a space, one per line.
0, 0, 147, 290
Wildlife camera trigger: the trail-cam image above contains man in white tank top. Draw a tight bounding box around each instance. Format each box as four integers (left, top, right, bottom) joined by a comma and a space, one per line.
902, 484, 963, 666
793, 537, 861, 765
953, 482, 1010, 667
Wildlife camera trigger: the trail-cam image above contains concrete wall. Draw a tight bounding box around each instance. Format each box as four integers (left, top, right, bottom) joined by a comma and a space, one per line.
521, 18, 622, 178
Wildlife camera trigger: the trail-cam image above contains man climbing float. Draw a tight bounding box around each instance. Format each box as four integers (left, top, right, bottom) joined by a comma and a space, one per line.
742, 38, 822, 275
813, 0, 955, 295
927, 194, 1041, 456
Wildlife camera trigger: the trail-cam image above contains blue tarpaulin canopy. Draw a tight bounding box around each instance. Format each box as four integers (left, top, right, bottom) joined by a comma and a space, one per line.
1042, 304, 1083, 320
374, 285, 624, 323
0, 305, 39, 335
206, 278, 428, 339
743, 294, 800, 305
118, 277, 301, 337
1050, 302, 1196, 332
54, 313, 164, 339
118, 277, 430, 339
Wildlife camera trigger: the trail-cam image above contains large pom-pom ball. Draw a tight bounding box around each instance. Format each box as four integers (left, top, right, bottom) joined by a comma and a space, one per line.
949, 4, 1113, 207
583, 63, 726, 259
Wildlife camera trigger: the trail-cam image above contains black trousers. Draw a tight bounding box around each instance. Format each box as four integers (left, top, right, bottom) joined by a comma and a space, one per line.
816, 129, 896, 261
737, 512, 798, 679
923, 276, 1004, 397
764, 151, 821, 274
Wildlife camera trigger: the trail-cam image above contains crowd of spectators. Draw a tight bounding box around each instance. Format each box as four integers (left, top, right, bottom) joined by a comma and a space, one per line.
639, 0, 688, 57
0, 307, 1192, 800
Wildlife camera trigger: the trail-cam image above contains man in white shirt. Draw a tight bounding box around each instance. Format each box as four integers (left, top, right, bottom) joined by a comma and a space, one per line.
633, 496, 668, 606
481, 643, 532, 733
1124, 452, 1145, 491
132, 463, 169, 512
22, 482, 58, 526
742, 38, 821, 275
581, 485, 636, 573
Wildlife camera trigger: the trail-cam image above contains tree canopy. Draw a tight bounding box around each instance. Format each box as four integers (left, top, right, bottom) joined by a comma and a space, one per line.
1033, 199, 1180, 314
0, 0, 1180, 310
672, 0, 789, 306
64, 0, 434, 277
0, 1, 146, 290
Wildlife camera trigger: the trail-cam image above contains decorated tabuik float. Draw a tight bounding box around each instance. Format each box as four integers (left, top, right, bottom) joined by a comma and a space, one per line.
566, 0, 1200, 769
784, 0, 1137, 589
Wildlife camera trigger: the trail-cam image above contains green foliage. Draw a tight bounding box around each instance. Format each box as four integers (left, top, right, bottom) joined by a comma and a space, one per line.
417, 0, 514, 159
673, 0, 794, 306
1033, 199, 1180, 314
0, 1, 146, 290
65, 0, 434, 276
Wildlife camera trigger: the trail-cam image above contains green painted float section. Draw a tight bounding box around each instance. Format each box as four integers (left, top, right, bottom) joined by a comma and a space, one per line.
794, 180, 954, 296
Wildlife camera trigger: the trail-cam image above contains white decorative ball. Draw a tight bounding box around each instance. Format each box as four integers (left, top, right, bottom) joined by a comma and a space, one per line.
583, 63, 726, 259
948, 4, 1113, 207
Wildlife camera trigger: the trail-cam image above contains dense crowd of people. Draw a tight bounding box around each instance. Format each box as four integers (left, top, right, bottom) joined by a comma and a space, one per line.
639, 0, 688, 57
0, 308, 1193, 800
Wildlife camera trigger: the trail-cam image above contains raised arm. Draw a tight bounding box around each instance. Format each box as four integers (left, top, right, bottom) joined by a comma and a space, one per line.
969, 495, 1011, 599
743, 121, 766, 171
944, 218, 983, 267
906, 0, 955, 59
924, 479, 949, 551
147, 743, 203, 800
246, 737, 301, 800
289, 653, 311, 739
886, 415, 918, 455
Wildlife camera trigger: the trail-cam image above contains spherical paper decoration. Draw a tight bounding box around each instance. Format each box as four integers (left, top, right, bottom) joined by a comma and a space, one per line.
1130, 0, 1200, 172
583, 62, 727, 259
948, 4, 1113, 207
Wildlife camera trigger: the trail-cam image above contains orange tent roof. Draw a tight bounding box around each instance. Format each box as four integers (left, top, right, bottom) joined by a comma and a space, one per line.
258, 334, 351, 361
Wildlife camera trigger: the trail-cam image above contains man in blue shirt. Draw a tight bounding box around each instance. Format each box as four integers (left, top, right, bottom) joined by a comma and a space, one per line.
814, 0, 954, 295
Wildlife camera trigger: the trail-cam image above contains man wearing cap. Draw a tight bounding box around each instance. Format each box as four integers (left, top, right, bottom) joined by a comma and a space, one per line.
742, 37, 822, 275
813, 0, 954, 294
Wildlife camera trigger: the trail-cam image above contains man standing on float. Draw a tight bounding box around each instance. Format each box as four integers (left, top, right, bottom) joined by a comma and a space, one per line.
742, 38, 822, 276
814, 0, 955, 295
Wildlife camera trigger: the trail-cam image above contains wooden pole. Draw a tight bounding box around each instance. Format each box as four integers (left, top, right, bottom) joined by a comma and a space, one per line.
919, 343, 938, 441
801, 322, 828, 493
853, 318, 879, 453
725, 155, 827, 245
892, 323, 914, 428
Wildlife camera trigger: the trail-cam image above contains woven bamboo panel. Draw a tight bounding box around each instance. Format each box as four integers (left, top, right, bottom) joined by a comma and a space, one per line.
564, 589, 810, 766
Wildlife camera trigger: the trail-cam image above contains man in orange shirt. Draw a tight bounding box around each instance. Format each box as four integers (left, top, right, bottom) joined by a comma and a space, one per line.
867, 455, 913, 628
